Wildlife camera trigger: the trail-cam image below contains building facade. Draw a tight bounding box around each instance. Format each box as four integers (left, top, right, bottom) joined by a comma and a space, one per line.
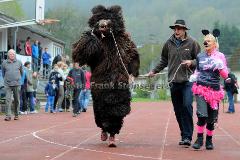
0, 12, 65, 64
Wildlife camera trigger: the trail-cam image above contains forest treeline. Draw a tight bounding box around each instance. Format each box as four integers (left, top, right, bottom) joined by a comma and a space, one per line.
1, 0, 240, 73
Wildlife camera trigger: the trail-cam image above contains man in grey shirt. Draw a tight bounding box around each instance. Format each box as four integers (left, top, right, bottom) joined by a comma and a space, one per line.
148, 20, 201, 146
2, 49, 23, 121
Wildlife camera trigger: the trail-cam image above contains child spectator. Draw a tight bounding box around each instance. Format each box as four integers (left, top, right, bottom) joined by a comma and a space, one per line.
49, 64, 62, 111
26, 62, 37, 113
45, 79, 58, 113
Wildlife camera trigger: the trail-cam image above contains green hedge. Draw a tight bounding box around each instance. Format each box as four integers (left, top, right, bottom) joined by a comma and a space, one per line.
133, 88, 170, 100
134, 88, 150, 98
157, 89, 169, 100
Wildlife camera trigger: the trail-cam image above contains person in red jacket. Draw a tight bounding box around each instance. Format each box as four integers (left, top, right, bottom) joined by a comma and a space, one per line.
24, 37, 32, 56
79, 65, 91, 112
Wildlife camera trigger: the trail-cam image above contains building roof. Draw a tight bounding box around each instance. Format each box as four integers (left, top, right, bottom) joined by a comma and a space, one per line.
0, 12, 65, 46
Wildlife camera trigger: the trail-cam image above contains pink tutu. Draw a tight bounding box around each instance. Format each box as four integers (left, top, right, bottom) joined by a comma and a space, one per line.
192, 83, 224, 110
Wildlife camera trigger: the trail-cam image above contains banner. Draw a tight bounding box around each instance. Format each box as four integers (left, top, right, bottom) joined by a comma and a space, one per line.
16, 54, 32, 66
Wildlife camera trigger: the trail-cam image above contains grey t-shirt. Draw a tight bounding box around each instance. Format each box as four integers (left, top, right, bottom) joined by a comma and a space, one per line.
2, 59, 23, 86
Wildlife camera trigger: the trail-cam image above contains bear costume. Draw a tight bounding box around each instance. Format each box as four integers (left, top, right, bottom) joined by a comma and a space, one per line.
72, 5, 140, 147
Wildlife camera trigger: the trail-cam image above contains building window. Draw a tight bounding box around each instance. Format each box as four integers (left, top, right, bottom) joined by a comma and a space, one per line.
53, 44, 63, 58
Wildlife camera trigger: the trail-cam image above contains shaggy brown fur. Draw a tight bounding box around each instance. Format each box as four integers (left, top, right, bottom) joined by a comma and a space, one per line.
72, 5, 140, 136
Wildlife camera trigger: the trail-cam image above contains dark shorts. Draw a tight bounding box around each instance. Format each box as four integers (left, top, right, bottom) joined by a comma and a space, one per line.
196, 95, 219, 123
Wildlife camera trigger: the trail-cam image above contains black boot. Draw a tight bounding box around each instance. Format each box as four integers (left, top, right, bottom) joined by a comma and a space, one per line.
192, 134, 203, 149
108, 133, 116, 147
205, 136, 214, 150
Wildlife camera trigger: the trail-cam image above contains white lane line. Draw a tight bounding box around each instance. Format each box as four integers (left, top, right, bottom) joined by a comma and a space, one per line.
49, 133, 100, 160
33, 131, 163, 160
158, 110, 172, 160
214, 135, 228, 137
75, 146, 165, 160
0, 118, 80, 144
32, 107, 166, 160
0, 133, 31, 144
32, 132, 72, 148
218, 126, 240, 146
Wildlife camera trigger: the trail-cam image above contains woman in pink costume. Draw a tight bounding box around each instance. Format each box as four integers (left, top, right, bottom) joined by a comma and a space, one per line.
190, 29, 230, 150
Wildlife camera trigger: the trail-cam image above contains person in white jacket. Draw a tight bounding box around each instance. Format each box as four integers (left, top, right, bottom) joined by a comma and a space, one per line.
56, 61, 66, 112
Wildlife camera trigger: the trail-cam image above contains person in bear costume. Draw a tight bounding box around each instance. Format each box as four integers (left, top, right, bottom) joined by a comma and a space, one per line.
72, 5, 140, 147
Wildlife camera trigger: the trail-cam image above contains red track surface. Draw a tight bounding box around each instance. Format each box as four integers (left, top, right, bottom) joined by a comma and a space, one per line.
0, 101, 239, 160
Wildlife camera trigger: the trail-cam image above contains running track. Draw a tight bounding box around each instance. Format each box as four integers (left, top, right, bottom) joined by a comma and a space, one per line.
0, 101, 239, 160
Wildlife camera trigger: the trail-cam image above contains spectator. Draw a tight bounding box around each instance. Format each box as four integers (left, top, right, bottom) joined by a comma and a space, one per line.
19, 62, 28, 114
69, 63, 73, 70
224, 71, 239, 113
16, 40, 22, 54
25, 62, 37, 113
65, 55, 71, 66
61, 54, 71, 66
49, 64, 62, 111
2, 49, 23, 121
42, 47, 51, 79
79, 65, 91, 112
7, 41, 12, 51
24, 37, 32, 56
38, 41, 43, 72
62, 64, 70, 76
62, 64, 71, 112
45, 79, 58, 113
52, 54, 62, 68
32, 72, 39, 98
67, 62, 85, 117
56, 61, 65, 112
31, 40, 39, 72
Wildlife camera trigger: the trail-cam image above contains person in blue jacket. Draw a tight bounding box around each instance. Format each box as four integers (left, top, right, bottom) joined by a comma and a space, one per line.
31, 40, 39, 72
45, 79, 58, 113
42, 47, 51, 79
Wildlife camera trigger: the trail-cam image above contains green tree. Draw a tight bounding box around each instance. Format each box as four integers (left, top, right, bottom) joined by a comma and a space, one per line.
0, 0, 25, 20
214, 22, 240, 55
138, 43, 163, 74
44, 6, 88, 56
213, 22, 240, 70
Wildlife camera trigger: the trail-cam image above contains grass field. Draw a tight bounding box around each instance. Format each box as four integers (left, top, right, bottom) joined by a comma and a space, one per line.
131, 98, 162, 102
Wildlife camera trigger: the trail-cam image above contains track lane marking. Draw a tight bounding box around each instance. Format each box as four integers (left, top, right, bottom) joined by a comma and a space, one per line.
218, 126, 240, 146
158, 109, 172, 160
